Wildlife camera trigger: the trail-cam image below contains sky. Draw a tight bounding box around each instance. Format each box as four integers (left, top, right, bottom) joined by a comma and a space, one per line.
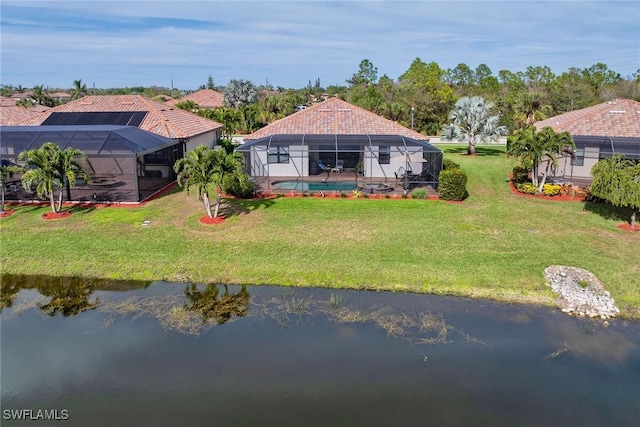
1, 0, 638, 91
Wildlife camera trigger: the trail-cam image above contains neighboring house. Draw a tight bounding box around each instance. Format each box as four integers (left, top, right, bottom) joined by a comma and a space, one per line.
17, 95, 223, 152
0, 125, 183, 203
238, 97, 443, 192
535, 99, 640, 184
49, 92, 72, 103
0, 104, 50, 125
165, 89, 225, 109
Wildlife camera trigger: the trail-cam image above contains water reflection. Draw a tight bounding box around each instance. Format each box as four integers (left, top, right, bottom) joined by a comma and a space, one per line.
184, 283, 250, 324
2, 275, 640, 427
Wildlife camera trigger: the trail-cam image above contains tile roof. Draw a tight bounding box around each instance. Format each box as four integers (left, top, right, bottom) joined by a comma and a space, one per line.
534, 99, 640, 138
244, 97, 429, 140
16, 95, 222, 139
0, 105, 50, 125
165, 89, 225, 109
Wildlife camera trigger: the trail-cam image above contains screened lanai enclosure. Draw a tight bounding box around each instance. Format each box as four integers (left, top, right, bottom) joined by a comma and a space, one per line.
238, 134, 443, 193
0, 125, 183, 203
550, 136, 640, 185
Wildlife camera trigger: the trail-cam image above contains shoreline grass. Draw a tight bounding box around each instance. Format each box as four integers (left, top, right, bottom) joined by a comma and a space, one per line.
1, 145, 639, 318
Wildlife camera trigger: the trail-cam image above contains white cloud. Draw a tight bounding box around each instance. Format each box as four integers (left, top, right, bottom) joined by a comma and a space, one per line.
1, 1, 638, 89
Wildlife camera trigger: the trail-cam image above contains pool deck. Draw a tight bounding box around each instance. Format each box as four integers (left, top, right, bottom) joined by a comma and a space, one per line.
253, 174, 438, 197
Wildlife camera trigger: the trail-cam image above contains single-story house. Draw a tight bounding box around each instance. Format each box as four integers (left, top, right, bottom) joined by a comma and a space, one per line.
165, 89, 225, 109
534, 99, 640, 184
17, 95, 223, 152
237, 97, 443, 193
0, 125, 183, 203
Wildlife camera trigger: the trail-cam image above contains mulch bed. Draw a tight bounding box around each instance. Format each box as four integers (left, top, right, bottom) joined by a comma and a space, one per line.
199, 215, 225, 225
41, 211, 72, 220
0, 210, 16, 218
617, 223, 640, 233
508, 180, 587, 202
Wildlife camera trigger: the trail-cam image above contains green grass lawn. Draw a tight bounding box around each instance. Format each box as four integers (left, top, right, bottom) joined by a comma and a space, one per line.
2, 145, 639, 317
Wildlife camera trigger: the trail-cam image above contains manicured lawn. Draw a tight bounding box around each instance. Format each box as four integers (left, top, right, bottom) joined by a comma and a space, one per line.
1, 145, 638, 317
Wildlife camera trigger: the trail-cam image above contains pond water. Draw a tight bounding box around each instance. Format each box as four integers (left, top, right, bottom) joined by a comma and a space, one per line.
1, 275, 639, 426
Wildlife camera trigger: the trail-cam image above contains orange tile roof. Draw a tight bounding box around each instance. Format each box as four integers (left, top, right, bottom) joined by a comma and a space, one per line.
17, 95, 222, 139
534, 99, 640, 138
0, 105, 50, 125
244, 97, 428, 140
165, 89, 225, 109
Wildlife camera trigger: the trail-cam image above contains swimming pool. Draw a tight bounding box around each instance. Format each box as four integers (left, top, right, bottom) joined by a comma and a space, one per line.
272, 180, 358, 191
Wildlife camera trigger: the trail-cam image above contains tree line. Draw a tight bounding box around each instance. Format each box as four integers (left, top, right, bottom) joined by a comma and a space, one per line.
3, 60, 638, 136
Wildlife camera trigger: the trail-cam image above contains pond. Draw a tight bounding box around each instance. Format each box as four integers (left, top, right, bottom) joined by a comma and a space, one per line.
1, 275, 639, 426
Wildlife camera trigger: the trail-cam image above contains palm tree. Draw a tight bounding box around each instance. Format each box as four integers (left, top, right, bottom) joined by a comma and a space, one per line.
212, 107, 241, 140
0, 161, 23, 214
15, 98, 35, 108
18, 142, 87, 213
507, 126, 574, 190
534, 127, 574, 192
513, 91, 547, 128
507, 126, 544, 186
223, 79, 258, 109
173, 145, 245, 218
31, 84, 55, 107
441, 96, 508, 155
70, 79, 88, 101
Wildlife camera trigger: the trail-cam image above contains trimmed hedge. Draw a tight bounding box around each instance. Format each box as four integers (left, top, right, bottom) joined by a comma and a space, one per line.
439, 168, 468, 201
512, 166, 529, 184
443, 158, 461, 170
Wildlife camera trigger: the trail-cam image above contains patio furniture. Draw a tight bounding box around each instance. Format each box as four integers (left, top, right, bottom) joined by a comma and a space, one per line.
317, 160, 331, 182
331, 160, 344, 173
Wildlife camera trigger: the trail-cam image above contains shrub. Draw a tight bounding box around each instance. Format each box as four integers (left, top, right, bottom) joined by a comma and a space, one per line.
351, 190, 362, 199
542, 184, 562, 196
339, 191, 347, 198
443, 158, 461, 170
411, 188, 428, 199
516, 182, 538, 194
512, 166, 529, 184
559, 184, 589, 198
438, 168, 468, 201
222, 174, 255, 198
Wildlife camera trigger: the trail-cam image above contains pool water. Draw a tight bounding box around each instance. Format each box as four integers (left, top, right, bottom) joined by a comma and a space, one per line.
272, 180, 358, 191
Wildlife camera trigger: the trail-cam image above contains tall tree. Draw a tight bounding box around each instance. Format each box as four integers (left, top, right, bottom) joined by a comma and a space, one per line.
18, 142, 87, 213
549, 68, 597, 113
70, 79, 88, 101
223, 79, 258, 108
206, 75, 215, 90
441, 96, 508, 155
590, 154, 640, 227
399, 58, 455, 134
582, 63, 621, 96
173, 145, 245, 218
349, 59, 378, 87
